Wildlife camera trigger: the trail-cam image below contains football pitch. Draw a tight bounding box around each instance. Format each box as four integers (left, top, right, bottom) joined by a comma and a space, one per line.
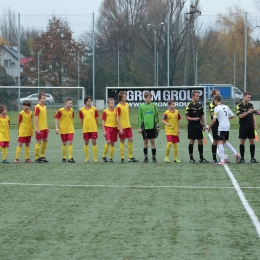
1, 129, 260, 259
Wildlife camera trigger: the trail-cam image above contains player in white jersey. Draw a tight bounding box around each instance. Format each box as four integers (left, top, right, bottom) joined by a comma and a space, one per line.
208, 95, 240, 165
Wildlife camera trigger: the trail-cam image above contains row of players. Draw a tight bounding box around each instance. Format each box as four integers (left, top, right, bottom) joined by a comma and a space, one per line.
0, 90, 258, 164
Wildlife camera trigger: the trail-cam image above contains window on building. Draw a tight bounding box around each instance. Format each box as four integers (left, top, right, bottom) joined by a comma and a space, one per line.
4, 59, 11, 68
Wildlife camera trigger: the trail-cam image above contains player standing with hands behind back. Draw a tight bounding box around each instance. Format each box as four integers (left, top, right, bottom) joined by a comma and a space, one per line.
185, 90, 208, 163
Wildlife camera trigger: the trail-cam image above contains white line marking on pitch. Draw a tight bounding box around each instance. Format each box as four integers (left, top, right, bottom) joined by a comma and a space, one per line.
207, 132, 260, 237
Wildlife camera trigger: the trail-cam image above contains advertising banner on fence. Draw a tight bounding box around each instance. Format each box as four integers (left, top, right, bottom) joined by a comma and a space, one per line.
106, 87, 205, 107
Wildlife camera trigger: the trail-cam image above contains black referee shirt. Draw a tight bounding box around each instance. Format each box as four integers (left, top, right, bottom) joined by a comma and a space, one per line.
185, 101, 204, 129
236, 101, 254, 125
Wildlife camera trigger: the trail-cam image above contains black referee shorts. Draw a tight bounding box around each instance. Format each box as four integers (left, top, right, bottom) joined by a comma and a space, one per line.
217, 131, 229, 141
188, 128, 203, 140
239, 124, 255, 139
142, 129, 158, 140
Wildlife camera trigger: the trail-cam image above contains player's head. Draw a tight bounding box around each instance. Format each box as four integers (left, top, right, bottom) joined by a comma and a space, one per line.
144, 91, 152, 103
38, 92, 46, 104
64, 97, 73, 108
0, 105, 7, 114
212, 89, 220, 97
22, 100, 31, 111
191, 90, 200, 102
243, 91, 251, 103
84, 95, 92, 106
213, 95, 222, 105
118, 91, 127, 102
168, 100, 175, 110
107, 98, 114, 108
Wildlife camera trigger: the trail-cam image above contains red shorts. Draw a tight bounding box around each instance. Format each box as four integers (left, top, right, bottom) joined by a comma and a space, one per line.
18, 136, 32, 143
119, 127, 132, 140
35, 129, 49, 140
166, 135, 180, 143
0, 141, 9, 148
105, 126, 118, 143
60, 133, 74, 142
83, 132, 98, 140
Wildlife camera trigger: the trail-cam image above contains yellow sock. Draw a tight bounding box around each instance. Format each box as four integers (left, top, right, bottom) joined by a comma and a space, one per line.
0, 146, 2, 152
68, 144, 73, 159
174, 143, 178, 159
166, 142, 172, 157
110, 145, 115, 159
120, 142, 124, 159
84, 145, 89, 160
35, 143, 40, 159
93, 145, 98, 159
16, 146, 21, 159
62, 144, 66, 159
128, 142, 133, 159
40, 142, 47, 157
103, 143, 109, 157
2, 148, 7, 160
25, 146, 30, 160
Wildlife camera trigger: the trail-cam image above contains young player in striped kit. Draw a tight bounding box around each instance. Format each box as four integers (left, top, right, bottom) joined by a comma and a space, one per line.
79, 95, 99, 162
102, 98, 117, 162
54, 97, 75, 163
15, 100, 33, 163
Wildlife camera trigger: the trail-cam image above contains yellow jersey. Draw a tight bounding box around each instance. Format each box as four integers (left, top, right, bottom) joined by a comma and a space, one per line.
102, 108, 117, 128
0, 115, 10, 141
79, 106, 99, 133
54, 107, 74, 134
163, 109, 181, 135
34, 104, 47, 130
116, 102, 131, 129
18, 110, 33, 137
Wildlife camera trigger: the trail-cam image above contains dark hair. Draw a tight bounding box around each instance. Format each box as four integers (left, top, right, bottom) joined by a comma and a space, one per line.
22, 100, 31, 106
0, 105, 7, 113
192, 90, 200, 97
118, 91, 127, 101
64, 97, 73, 103
214, 95, 222, 102
168, 100, 175, 105
84, 95, 92, 104
38, 92, 46, 100
243, 91, 251, 97
107, 98, 114, 104
144, 91, 152, 98
212, 89, 220, 96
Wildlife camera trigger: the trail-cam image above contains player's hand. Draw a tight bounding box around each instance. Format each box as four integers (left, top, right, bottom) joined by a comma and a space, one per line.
36, 130, 41, 134
103, 131, 106, 137
119, 129, 123, 135
195, 117, 200, 121
178, 129, 180, 134
207, 126, 211, 133
138, 129, 142, 133
166, 123, 171, 127
254, 125, 257, 130
55, 129, 59, 135
248, 109, 253, 114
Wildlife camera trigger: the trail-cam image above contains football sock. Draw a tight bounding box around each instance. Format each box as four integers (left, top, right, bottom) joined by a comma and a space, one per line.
151, 148, 156, 158
84, 145, 89, 160
25, 146, 30, 160
16, 146, 21, 159
68, 144, 73, 159
250, 144, 255, 159
2, 148, 7, 160
40, 142, 47, 157
120, 142, 124, 159
110, 145, 115, 159
128, 142, 133, 158
144, 147, 148, 158
218, 144, 224, 162
0, 146, 2, 152
212, 144, 217, 160
93, 145, 98, 159
240, 144, 245, 159
62, 144, 66, 159
103, 143, 109, 157
189, 144, 194, 159
174, 143, 178, 159
198, 144, 203, 159
224, 142, 237, 156
166, 142, 172, 157
35, 143, 40, 159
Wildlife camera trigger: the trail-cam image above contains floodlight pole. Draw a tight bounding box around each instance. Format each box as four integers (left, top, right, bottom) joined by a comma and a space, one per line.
18, 13, 21, 111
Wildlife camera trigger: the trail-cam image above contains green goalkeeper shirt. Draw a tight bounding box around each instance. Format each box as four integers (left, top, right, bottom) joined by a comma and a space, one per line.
138, 102, 159, 130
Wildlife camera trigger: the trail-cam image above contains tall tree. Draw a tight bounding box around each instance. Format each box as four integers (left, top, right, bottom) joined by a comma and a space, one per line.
22, 16, 88, 87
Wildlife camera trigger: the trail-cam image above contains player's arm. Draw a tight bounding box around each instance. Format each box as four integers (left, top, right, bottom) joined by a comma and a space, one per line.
95, 109, 99, 127
17, 114, 22, 132
54, 110, 61, 134
137, 105, 143, 133
101, 111, 106, 136
228, 108, 234, 120
34, 107, 40, 134
154, 104, 160, 132
79, 110, 83, 126
253, 114, 257, 130
200, 115, 206, 130
178, 113, 181, 133
162, 114, 171, 127
208, 110, 217, 132
116, 107, 123, 134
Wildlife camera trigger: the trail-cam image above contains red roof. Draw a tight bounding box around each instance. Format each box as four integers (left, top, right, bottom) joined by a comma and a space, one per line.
20, 57, 33, 66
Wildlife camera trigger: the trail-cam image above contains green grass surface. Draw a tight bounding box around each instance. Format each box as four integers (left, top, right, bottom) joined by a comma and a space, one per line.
0, 129, 260, 259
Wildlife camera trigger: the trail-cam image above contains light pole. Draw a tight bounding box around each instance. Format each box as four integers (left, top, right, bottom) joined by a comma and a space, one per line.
148, 22, 164, 86
37, 50, 41, 93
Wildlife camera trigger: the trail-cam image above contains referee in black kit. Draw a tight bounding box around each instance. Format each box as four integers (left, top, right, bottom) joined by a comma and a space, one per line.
236, 91, 258, 163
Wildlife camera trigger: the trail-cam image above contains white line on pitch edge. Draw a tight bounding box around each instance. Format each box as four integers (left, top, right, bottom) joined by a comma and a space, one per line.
207, 132, 260, 237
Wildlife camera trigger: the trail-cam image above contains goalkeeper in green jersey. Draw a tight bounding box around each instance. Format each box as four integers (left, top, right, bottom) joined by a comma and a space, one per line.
138, 91, 159, 162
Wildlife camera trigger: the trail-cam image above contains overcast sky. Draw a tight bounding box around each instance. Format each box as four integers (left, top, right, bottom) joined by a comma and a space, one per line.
0, 0, 258, 15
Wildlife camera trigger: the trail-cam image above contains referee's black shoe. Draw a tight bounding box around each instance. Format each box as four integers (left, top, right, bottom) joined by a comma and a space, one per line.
250, 158, 259, 163
199, 158, 209, 163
